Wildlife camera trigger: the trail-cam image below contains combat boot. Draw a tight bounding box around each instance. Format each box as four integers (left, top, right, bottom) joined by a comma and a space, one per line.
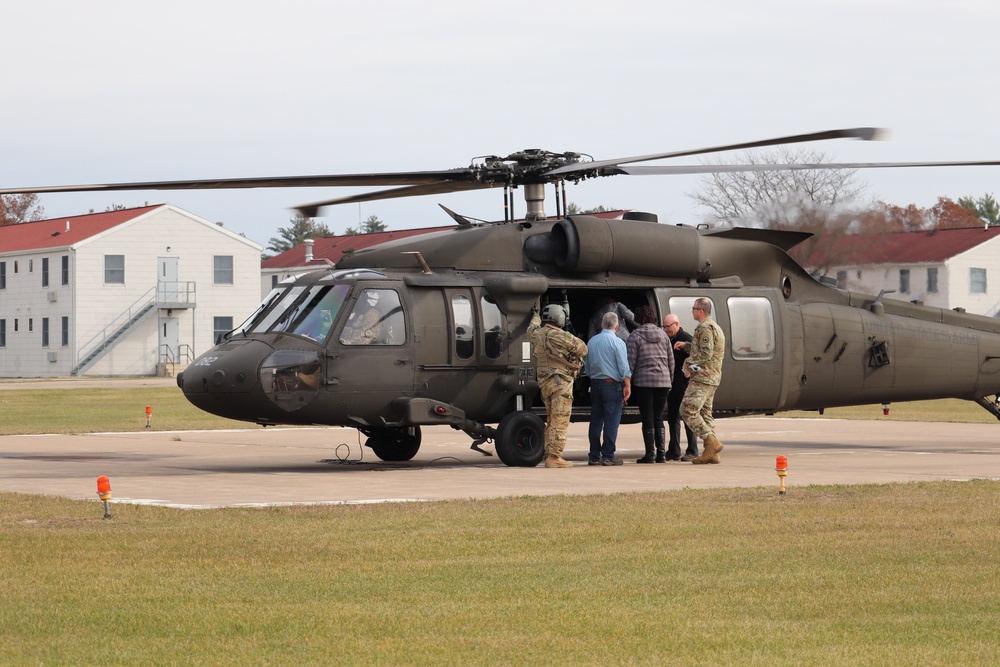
544, 455, 574, 468
637, 429, 656, 464
654, 427, 666, 463
692, 435, 722, 465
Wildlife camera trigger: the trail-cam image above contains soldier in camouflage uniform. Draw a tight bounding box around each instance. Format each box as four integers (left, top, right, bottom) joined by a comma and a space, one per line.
529, 304, 588, 468
674, 297, 726, 464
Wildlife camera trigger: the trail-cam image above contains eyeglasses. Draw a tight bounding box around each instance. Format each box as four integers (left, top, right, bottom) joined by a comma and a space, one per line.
692, 307, 703, 312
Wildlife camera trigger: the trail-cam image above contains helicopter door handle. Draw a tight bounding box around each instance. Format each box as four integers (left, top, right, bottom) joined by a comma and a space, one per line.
395, 358, 410, 366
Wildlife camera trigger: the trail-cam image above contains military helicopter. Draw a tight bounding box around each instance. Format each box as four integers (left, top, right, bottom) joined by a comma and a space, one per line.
6, 127, 1000, 467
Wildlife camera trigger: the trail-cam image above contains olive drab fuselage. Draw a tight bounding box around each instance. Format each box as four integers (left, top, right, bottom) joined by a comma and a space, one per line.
177, 215, 1000, 466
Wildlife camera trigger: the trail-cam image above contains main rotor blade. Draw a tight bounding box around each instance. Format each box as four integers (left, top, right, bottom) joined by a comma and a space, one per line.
295, 181, 494, 218
545, 127, 886, 176
0, 169, 475, 196
612, 160, 1000, 176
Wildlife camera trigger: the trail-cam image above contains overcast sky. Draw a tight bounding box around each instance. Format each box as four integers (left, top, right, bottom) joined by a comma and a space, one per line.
3, 0, 999, 248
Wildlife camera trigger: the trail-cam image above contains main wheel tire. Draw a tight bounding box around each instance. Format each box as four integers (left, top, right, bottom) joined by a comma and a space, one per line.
495, 411, 545, 467
367, 426, 422, 461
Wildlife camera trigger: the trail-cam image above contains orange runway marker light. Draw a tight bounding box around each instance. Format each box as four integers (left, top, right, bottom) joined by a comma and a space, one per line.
145, 405, 153, 428
775, 456, 788, 496
97, 475, 113, 519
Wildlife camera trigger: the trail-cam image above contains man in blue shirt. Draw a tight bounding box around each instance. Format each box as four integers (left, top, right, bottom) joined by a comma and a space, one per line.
585, 311, 632, 465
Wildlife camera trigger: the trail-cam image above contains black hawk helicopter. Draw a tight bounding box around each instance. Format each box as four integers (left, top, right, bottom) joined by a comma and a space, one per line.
6, 128, 1000, 466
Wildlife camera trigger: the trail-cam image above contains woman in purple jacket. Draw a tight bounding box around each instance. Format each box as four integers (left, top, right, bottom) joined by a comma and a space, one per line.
626, 305, 675, 463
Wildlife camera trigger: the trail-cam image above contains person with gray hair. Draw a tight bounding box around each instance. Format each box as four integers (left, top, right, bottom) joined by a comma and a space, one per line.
584, 310, 632, 465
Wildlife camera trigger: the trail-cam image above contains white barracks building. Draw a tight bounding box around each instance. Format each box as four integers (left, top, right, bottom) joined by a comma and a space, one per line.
0, 205, 263, 377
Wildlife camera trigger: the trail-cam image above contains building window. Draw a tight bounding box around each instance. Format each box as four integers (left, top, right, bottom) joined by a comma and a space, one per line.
971, 268, 987, 294
836, 270, 847, 289
28, 318, 33, 332
61, 255, 69, 285
104, 255, 125, 284
213, 316, 234, 345
927, 267, 938, 293
61, 316, 69, 347
42, 257, 49, 287
899, 269, 910, 294
0, 319, 5, 347
28, 259, 33, 273
41, 318, 49, 347
0, 261, 5, 289
213, 255, 234, 284
14, 319, 18, 332
271, 274, 278, 288
13, 260, 18, 273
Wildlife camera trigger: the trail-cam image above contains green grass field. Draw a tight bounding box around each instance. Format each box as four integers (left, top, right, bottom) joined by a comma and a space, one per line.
1, 383, 998, 664
1, 383, 997, 435
2, 483, 997, 666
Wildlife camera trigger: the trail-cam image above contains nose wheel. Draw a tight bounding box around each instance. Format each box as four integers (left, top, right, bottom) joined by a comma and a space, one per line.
365, 426, 422, 461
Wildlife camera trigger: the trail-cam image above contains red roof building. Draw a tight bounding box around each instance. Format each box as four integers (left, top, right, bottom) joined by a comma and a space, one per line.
795, 226, 1000, 316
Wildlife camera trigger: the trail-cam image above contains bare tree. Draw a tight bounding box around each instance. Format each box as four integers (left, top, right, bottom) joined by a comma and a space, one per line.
0, 192, 45, 225
688, 148, 870, 230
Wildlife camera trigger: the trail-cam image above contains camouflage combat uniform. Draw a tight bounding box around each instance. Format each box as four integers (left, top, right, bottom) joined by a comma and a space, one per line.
678, 315, 725, 440
340, 306, 382, 344
529, 313, 588, 458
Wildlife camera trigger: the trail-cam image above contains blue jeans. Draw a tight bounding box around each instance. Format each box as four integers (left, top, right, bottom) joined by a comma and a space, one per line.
589, 379, 624, 461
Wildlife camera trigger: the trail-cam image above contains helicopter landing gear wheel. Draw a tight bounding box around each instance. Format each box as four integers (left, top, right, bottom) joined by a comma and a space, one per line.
366, 426, 422, 462
495, 411, 545, 467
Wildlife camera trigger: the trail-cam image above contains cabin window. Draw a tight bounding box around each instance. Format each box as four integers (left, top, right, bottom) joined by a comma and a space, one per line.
927, 267, 938, 293
41, 318, 49, 347
213, 317, 234, 344
213, 255, 234, 284
899, 269, 910, 294
274, 283, 351, 342
452, 294, 474, 359
728, 297, 775, 360
104, 255, 125, 284
970, 268, 987, 294
340, 288, 405, 346
42, 257, 49, 287
482, 295, 503, 359
61, 317, 69, 347
667, 296, 716, 334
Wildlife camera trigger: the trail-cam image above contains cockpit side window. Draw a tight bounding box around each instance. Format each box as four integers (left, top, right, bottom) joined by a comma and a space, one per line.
339, 288, 406, 346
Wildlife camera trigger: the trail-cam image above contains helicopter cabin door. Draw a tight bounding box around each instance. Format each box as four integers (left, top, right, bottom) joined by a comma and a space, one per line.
662, 290, 784, 413
409, 286, 511, 421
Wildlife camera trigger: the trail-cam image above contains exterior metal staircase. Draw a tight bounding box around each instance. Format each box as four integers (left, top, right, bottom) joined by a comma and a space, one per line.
71, 283, 196, 375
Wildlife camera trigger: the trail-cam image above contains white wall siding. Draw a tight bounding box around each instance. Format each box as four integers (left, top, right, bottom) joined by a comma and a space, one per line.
0, 205, 263, 377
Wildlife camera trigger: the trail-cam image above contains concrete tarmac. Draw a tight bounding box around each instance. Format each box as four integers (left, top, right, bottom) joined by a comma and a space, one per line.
2, 418, 998, 508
